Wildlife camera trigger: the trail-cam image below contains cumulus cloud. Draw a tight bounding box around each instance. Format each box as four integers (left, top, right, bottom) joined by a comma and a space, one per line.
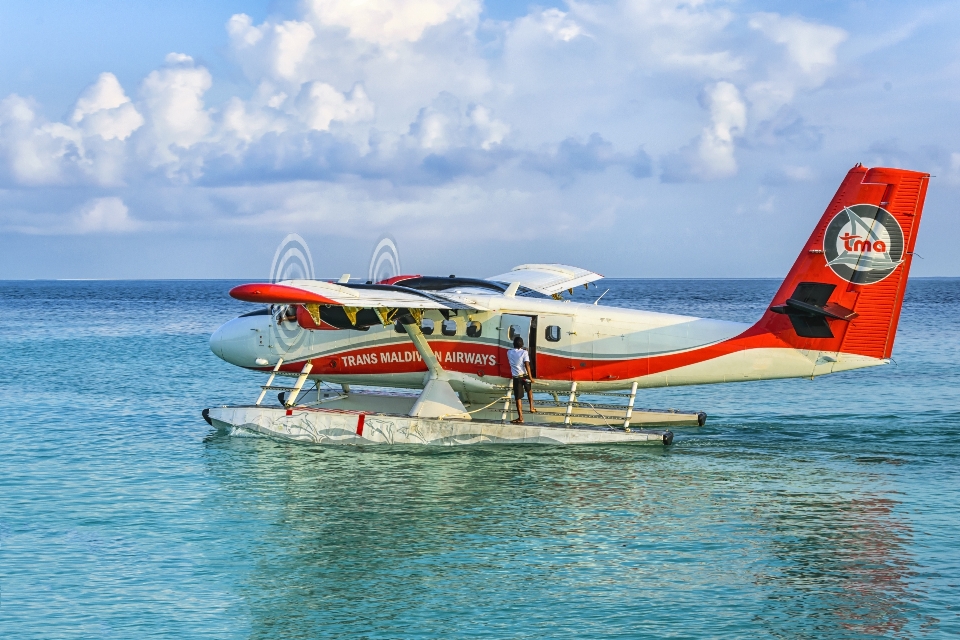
0, 2, 847, 194
406, 93, 506, 152
71, 72, 144, 141
228, 15, 316, 83
537, 8, 584, 42
0, 79, 136, 188
73, 197, 140, 233
0, 95, 80, 185
749, 13, 847, 76
0, 0, 890, 251
746, 13, 848, 118
221, 96, 286, 145
298, 82, 375, 131
140, 54, 212, 151
306, 0, 480, 45
662, 81, 746, 182
1, 196, 140, 235
526, 133, 651, 180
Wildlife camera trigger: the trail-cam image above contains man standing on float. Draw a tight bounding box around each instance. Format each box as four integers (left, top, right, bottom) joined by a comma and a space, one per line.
507, 336, 536, 423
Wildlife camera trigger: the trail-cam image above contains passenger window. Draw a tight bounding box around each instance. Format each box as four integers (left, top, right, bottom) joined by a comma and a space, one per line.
441, 319, 457, 336
395, 320, 406, 334
421, 318, 435, 335
508, 325, 522, 341
466, 321, 482, 338
545, 325, 561, 342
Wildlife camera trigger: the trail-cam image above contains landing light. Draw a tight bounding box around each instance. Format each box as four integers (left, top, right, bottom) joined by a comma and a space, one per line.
256, 358, 269, 366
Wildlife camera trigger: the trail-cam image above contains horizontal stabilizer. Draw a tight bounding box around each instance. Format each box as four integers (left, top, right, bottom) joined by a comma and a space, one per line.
770, 282, 858, 339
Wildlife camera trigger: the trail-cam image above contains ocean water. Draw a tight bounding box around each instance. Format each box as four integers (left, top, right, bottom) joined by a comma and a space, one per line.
1, 279, 958, 639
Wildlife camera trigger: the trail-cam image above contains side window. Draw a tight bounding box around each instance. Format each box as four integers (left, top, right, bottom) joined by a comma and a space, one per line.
395, 320, 406, 334
421, 318, 435, 335
545, 325, 561, 342
466, 321, 482, 338
441, 319, 457, 336
508, 325, 522, 341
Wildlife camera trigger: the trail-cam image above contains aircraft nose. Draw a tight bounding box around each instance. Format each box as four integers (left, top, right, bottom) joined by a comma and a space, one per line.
210, 316, 264, 367
209, 324, 225, 360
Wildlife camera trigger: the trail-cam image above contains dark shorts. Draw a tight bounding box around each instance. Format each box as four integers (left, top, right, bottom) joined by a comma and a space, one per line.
512, 376, 531, 398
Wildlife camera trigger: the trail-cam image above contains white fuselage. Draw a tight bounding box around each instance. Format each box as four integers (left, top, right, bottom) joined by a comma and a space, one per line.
211, 287, 885, 397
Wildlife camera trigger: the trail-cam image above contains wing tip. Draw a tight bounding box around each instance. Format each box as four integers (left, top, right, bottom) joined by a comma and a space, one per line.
229, 283, 337, 305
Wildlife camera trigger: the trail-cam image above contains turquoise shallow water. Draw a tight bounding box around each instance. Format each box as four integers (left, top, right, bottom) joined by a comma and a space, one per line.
1, 279, 958, 639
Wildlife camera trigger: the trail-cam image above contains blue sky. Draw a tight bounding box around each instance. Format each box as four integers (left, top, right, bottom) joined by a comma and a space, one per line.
0, 0, 957, 279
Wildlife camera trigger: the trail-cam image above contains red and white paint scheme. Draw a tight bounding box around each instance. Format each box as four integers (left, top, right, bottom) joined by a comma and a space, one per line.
211, 165, 928, 415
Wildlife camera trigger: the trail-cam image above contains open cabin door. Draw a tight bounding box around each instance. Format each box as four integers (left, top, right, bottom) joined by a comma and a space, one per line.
498, 314, 537, 378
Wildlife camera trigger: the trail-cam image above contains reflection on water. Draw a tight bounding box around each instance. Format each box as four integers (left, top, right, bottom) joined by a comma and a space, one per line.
1, 279, 958, 638
757, 492, 923, 636
202, 435, 938, 638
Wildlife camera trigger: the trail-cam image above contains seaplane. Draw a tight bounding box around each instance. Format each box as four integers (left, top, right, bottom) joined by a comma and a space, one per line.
204, 164, 929, 446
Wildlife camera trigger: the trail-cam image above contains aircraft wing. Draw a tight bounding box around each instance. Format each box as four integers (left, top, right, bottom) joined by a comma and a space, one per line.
229, 279, 480, 311
485, 264, 602, 295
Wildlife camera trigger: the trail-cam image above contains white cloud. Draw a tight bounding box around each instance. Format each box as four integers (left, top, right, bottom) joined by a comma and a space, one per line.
138, 54, 212, 170
468, 105, 509, 149
1, 196, 141, 235
749, 13, 847, 76
299, 82, 375, 131
0, 2, 856, 193
746, 13, 847, 118
272, 21, 316, 80
782, 165, 814, 181
539, 9, 583, 42
0, 95, 80, 185
72, 72, 129, 120
226, 13, 264, 47
74, 197, 139, 233
0, 74, 144, 187
663, 81, 746, 181
140, 54, 212, 149
306, 0, 480, 45
401, 94, 508, 153
71, 72, 144, 141
8, 0, 944, 281
221, 95, 286, 144
697, 81, 747, 179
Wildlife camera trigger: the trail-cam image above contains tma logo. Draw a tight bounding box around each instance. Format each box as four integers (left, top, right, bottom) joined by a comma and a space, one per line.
823, 205, 905, 284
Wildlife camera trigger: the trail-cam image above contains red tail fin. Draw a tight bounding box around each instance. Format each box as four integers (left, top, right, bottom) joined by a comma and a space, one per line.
755, 165, 929, 359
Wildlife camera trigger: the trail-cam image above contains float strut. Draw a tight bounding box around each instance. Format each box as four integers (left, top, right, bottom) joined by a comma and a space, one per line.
563, 381, 578, 425
256, 358, 284, 406
501, 385, 514, 423
284, 361, 314, 408
623, 381, 638, 431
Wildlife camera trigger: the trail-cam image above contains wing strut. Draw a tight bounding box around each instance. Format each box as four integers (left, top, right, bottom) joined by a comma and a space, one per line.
398, 314, 471, 420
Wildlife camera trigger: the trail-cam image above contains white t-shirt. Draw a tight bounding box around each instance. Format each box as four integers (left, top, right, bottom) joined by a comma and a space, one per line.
507, 348, 530, 377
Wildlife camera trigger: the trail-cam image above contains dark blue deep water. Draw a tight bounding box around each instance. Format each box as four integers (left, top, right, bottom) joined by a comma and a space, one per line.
1, 279, 958, 639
